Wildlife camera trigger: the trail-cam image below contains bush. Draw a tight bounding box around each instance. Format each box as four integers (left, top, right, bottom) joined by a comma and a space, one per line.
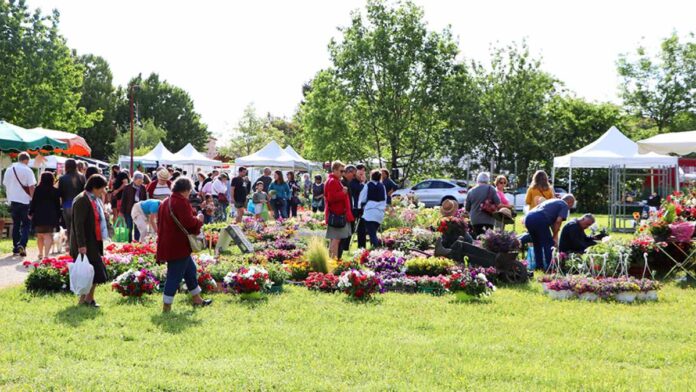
306, 237, 331, 273
25, 267, 66, 292
405, 257, 454, 276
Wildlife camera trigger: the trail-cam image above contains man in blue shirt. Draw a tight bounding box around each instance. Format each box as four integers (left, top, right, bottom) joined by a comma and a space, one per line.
524, 194, 575, 270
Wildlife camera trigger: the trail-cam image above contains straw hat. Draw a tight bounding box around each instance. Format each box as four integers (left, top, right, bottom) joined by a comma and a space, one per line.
493, 208, 515, 225
440, 199, 458, 217
157, 169, 171, 181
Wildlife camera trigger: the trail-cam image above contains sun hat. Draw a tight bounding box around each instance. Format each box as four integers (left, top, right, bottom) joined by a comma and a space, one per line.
493, 208, 515, 225
440, 199, 458, 217
157, 169, 171, 181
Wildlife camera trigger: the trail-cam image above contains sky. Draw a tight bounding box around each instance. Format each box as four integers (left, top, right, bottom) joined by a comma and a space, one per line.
26, 0, 696, 144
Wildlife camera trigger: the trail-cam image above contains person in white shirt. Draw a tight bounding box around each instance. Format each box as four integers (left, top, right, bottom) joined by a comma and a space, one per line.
2, 152, 37, 256
357, 170, 388, 248
211, 173, 229, 221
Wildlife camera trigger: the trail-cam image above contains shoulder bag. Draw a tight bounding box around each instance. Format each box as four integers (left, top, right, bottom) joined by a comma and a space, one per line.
168, 198, 205, 252
12, 167, 32, 196
480, 186, 498, 215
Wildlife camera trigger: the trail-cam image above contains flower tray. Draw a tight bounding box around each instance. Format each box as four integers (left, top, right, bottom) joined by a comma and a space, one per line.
548, 289, 575, 300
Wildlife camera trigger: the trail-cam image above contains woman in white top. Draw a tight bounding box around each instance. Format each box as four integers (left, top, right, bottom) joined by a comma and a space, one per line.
211, 173, 229, 221
147, 169, 172, 200
358, 170, 388, 248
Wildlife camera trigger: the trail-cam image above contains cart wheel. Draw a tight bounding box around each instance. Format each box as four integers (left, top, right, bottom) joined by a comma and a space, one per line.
500, 260, 529, 284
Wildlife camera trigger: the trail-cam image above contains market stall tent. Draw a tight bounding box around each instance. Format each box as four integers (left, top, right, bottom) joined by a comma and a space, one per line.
235, 141, 298, 169
118, 141, 179, 167
30, 127, 91, 156
283, 145, 312, 171
0, 121, 67, 151
552, 126, 678, 191
173, 143, 222, 166
637, 131, 696, 156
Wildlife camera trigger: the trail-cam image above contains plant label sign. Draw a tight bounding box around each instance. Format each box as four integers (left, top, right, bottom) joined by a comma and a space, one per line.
216, 224, 254, 254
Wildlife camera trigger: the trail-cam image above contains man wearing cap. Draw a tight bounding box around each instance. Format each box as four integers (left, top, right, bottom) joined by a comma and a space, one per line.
525, 194, 576, 269
559, 213, 597, 254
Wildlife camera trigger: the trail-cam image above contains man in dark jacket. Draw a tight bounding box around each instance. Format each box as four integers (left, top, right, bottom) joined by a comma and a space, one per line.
120, 172, 148, 242
559, 214, 597, 254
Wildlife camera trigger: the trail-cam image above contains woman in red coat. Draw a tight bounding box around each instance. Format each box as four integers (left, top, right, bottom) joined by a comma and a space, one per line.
325, 160, 354, 259
157, 177, 212, 312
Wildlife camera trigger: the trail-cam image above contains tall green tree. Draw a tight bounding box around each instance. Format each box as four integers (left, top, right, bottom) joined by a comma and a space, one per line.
309, 0, 460, 180
116, 73, 209, 152
219, 104, 286, 159
77, 54, 119, 160
617, 32, 696, 131
111, 119, 167, 160
0, 0, 98, 132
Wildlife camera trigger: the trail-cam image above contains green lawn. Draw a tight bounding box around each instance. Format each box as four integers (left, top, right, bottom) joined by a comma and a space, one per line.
0, 238, 37, 255
1, 283, 695, 390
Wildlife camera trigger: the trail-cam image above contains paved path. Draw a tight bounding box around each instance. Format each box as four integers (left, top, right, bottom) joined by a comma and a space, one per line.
0, 247, 43, 289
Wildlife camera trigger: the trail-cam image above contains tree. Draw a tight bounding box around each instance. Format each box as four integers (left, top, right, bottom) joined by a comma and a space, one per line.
310, 0, 460, 180
111, 119, 167, 160
617, 32, 696, 131
0, 0, 99, 131
77, 54, 119, 160
116, 73, 209, 152
219, 104, 286, 159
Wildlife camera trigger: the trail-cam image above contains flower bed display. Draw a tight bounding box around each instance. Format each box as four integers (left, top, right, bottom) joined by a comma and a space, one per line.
284, 258, 311, 281
405, 257, 454, 277
111, 269, 159, 297
338, 269, 383, 300
414, 275, 450, 296
541, 275, 661, 302
23, 256, 73, 292
448, 268, 496, 300
382, 227, 438, 251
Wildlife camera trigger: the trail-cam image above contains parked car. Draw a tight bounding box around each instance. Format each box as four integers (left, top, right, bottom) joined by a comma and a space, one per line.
392, 179, 468, 207
510, 187, 568, 211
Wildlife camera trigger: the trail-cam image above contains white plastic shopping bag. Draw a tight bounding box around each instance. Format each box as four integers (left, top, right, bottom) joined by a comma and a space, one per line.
69, 253, 94, 295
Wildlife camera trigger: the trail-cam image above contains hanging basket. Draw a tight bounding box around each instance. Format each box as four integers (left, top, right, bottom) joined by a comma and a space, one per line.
636, 290, 658, 301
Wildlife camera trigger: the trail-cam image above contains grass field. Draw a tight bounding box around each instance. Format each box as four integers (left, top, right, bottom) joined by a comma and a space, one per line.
0, 282, 695, 390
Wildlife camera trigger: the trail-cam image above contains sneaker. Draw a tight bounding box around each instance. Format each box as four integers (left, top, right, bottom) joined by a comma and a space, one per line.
18, 246, 26, 257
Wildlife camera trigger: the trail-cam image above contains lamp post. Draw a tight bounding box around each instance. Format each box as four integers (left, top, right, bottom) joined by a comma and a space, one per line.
128, 84, 140, 176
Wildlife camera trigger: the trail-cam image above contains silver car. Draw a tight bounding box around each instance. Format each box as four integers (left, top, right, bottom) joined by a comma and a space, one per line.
393, 179, 468, 207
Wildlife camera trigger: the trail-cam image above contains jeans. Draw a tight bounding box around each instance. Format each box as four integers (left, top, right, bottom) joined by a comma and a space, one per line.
163, 255, 201, 305
204, 214, 214, 224
525, 213, 553, 270
10, 202, 30, 252
123, 213, 140, 242
356, 215, 367, 249
364, 220, 381, 248
273, 199, 288, 219
220, 202, 229, 221
287, 200, 298, 218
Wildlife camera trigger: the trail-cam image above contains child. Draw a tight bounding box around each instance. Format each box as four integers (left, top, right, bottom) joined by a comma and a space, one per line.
252, 181, 270, 221
202, 194, 215, 224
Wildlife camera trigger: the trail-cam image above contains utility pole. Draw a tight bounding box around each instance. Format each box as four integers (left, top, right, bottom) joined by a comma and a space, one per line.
128, 84, 139, 176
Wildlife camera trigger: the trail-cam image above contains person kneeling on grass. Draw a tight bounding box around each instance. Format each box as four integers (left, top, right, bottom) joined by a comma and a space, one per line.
131, 199, 161, 243
157, 177, 212, 312
558, 213, 598, 255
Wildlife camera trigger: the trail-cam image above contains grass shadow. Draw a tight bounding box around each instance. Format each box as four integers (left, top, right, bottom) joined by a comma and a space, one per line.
235, 296, 269, 309
496, 282, 537, 293
342, 296, 383, 306
117, 296, 156, 306
54, 304, 101, 327
151, 310, 202, 334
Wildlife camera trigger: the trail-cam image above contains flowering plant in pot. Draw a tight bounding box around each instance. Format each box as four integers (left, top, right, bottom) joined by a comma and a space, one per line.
546, 277, 576, 300
23, 256, 73, 292
571, 277, 600, 301
304, 272, 339, 293
448, 269, 495, 301
437, 216, 470, 247
611, 277, 641, 303
266, 262, 290, 293
405, 257, 454, 277
636, 279, 661, 301
111, 269, 158, 297
380, 275, 417, 293
649, 220, 670, 241
414, 275, 450, 296
223, 266, 272, 299
337, 269, 383, 301
480, 229, 521, 254
283, 258, 311, 281
196, 269, 217, 293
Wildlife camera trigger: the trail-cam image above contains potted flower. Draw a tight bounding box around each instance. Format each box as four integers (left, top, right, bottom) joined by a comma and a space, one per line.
546, 278, 576, 300
337, 269, 383, 300
649, 220, 671, 242
437, 216, 470, 248
304, 272, 339, 293
283, 258, 311, 282
612, 277, 641, 303
537, 275, 554, 293
449, 269, 496, 301
111, 269, 159, 297
266, 262, 290, 294
572, 277, 600, 301
636, 279, 661, 301
223, 266, 272, 300
480, 229, 521, 262
196, 270, 217, 294
414, 275, 450, 296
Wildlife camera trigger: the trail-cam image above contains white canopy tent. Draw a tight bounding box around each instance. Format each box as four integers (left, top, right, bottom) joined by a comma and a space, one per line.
552, 126, 678, 192
118, 141, 179, 167
283, 145, 312, 171
174, 143, 222, 166
637, 131, 696, 156
235, 141, 299, 169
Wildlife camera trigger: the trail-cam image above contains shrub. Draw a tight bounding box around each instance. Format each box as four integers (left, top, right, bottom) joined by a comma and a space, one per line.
25, 267, 66, 292
405, 257, 454, 276
306, 237, 331, 273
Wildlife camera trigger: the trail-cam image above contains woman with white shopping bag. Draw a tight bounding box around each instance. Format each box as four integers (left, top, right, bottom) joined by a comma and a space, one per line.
69, 175, 110, 308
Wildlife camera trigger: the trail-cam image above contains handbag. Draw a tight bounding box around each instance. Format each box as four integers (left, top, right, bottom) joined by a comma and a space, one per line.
480, 187, 498, 215
328, 212, 347, 228
168, 198, 205, 252
113, 216, 130, 243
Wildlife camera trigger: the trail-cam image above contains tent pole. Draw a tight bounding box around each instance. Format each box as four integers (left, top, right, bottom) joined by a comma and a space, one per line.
568, 166, 572, 194
650, 169, 654, 194
551, 166, 556, 188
